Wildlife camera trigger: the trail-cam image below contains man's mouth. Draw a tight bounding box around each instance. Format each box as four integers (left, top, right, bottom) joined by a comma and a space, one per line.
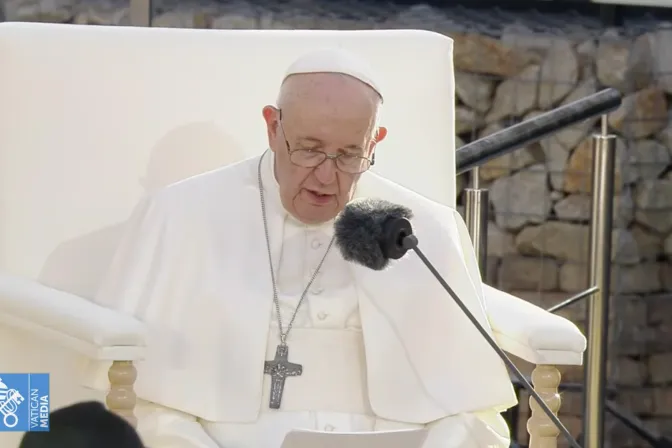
305, 189, 334, 204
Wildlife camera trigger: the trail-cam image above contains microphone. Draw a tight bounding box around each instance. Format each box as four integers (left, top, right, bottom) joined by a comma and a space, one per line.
334, 198, 415, 271
334, 198, 582, 448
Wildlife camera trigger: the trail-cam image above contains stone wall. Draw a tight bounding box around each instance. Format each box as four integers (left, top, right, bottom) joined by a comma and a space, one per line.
4, 0, 672, 446
460, 26, 672, 448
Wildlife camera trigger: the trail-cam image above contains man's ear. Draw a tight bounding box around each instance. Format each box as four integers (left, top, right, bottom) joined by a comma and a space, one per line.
368, 127, 387, 164
262, 106, 280, 148
375, 126, 388, 144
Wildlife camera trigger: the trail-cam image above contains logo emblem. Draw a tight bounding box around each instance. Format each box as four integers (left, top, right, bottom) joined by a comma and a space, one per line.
0, 378, 24, 428
0, 374, 50, 432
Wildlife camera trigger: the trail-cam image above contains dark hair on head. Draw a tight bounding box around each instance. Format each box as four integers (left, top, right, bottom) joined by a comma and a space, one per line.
18, 401, 144, 448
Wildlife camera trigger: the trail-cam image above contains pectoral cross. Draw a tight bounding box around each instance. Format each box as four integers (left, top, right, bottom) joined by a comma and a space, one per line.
264, 344, 303, 409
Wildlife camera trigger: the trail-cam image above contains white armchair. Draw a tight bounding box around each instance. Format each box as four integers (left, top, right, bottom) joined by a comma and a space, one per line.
0, 23, 585, 448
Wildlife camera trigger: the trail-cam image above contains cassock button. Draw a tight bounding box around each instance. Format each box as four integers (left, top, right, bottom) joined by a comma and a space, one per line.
312, 286, 324, 295
317, 312, 328, 320
311, 239, 322, 249
324, 425, 335, 432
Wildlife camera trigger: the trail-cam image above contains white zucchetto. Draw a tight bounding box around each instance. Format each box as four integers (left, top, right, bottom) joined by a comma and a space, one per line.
282, 48, 384, 102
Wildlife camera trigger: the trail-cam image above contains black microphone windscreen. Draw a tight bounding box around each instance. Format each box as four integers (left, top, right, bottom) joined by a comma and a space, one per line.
334, 198, 413, 271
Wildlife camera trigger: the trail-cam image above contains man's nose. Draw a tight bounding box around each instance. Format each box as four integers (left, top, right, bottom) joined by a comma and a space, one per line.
314, 157, 338, 184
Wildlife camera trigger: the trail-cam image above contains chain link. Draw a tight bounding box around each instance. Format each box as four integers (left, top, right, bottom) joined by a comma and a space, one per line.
258, 150, 336, 345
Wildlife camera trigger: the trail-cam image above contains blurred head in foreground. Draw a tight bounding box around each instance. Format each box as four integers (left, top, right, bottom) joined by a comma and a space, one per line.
19, 401, 143, 448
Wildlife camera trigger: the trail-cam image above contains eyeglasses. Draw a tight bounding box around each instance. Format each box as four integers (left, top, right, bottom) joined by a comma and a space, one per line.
277, 109, 375, 175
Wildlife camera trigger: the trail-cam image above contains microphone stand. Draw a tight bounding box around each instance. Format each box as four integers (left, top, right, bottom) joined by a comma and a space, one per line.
384, 218, 582, 448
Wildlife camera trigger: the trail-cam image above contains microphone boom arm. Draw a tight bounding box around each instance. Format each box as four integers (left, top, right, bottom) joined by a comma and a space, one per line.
401, 233, 581, 448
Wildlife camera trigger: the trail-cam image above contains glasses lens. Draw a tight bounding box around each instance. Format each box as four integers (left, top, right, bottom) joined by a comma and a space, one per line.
290, 149, 325, 167
338, 156, 371, 174
289, 150, 371, 173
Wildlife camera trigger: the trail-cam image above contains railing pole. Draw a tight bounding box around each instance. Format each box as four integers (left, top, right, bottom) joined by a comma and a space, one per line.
582, 115, 615, 448
464, 167, 489, 274
129, 0, 152, 27
455, 89, 622, 175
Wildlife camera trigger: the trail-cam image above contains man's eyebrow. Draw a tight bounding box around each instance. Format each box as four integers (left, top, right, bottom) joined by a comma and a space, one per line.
297, 137, 323, 144
296, 137, 363, 153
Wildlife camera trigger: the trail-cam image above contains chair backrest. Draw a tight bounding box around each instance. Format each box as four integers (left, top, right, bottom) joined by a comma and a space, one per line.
0, 23, 456, 298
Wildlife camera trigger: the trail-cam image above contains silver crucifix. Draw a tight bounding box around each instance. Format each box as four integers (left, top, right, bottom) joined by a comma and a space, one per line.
264, 344, 303, 409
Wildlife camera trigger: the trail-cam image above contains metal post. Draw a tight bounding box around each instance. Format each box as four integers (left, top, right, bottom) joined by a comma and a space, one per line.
464, 167, 489, 274
129, 0, 152, 27
582, 115, 615, 448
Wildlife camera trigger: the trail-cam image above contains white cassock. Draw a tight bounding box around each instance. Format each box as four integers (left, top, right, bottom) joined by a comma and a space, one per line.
83, 150, 518, 448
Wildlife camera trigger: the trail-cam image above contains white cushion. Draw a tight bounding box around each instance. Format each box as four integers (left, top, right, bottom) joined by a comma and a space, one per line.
0, 273, 146, 357
484, 285, 586, 365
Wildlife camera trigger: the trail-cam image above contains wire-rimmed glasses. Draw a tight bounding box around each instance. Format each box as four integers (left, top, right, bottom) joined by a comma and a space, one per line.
277, 109, 374, 175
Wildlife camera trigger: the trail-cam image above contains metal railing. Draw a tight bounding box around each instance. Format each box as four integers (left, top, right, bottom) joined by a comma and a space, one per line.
457, 89, 620, 447
458, 89, 672, 448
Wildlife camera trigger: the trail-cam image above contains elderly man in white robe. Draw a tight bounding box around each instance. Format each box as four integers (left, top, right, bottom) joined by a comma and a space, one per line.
87, 48, 519, 448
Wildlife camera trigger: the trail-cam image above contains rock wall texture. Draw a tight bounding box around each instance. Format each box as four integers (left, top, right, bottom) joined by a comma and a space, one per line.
459, 24, 672, 448
3, 0, 671, 446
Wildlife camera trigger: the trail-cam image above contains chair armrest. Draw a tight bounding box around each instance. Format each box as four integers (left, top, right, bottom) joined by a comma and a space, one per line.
483, 284, 586, 366
0, 272, 146, 361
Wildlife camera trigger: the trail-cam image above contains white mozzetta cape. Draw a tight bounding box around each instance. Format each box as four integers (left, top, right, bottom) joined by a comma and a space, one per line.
88, 154, 517, 424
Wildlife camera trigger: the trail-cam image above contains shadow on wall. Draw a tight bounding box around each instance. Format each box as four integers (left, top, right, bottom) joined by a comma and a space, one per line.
37, 121, 245, 300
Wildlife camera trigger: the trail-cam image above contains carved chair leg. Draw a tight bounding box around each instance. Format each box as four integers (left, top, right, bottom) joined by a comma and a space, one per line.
527, 365, 562, 448
106, 360, 138, 428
